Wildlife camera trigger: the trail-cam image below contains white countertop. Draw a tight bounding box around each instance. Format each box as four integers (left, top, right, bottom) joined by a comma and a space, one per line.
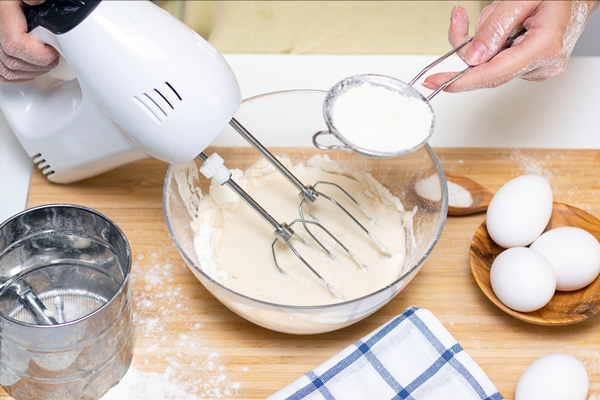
2, 54, 599, 223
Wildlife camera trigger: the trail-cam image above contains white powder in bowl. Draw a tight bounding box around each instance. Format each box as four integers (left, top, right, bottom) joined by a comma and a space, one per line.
331, 83, 433, 155
449, 181, 473, 208
415, 174, 473, 208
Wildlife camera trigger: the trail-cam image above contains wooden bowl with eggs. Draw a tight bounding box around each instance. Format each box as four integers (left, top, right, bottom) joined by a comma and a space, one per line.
470, 202, 600, 325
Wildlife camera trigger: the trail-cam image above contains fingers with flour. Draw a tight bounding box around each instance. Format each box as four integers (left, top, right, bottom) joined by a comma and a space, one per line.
423, 1, 599, 93
462, 1, 540, 66
0, 0, 59, 82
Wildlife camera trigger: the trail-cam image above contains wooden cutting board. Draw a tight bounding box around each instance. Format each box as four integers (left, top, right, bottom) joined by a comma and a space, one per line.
3, 148, 600, 399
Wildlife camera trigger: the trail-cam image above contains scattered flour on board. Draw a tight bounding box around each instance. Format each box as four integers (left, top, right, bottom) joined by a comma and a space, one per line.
508, 149, 553, 179
564, 345, 600, 396
101, 251, 243, 399
508, 149, 598, 213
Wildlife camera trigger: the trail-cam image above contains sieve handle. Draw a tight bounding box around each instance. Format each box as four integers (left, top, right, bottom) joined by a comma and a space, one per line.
312, 130, 349, 152
410, 29, 528, 101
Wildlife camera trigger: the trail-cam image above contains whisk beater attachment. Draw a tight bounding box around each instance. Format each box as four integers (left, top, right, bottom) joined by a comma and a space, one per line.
298, 180, 392, 264
198, 152, 344, 299
228, 118, 392, 265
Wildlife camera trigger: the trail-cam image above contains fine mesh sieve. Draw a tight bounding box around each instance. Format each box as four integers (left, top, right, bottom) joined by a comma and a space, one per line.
6, 284, 110, 325
10, 291, 104, 324
0, 204, 133, 400
1, 261, 121, 326
313, 29, 527, 158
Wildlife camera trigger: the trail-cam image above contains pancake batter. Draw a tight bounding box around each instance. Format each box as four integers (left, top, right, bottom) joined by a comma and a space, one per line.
185, 154, 415, 306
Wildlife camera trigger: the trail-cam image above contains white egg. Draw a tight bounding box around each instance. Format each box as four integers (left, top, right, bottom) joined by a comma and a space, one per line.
515, 353, 588, 400
490, 247, 556, 312
486, 175, 553, 248
530, 226, 600, 291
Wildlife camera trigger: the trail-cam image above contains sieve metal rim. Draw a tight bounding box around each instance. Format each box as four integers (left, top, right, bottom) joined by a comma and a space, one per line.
318, 74, 436, 159
0, 203, 132, 328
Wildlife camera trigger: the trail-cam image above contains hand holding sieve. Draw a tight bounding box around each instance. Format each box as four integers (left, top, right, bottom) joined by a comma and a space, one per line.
313, 30, 526, 158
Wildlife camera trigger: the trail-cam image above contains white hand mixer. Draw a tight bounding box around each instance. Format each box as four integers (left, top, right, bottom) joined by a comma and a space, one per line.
0, 0, 391, 298
0, 0, 240, 183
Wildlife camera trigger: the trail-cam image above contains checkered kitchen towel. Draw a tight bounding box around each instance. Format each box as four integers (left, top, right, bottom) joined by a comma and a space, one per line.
269, 307, 503, 400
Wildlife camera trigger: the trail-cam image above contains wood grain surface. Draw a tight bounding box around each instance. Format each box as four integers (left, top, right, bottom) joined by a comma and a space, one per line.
3, 148, 600, 399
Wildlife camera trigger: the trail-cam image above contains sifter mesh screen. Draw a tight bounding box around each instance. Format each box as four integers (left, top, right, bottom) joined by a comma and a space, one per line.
9, 290, 108, 324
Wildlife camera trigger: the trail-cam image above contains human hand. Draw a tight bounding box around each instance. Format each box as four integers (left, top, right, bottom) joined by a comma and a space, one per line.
423, 1, 599, 93
0, 0, 60, 83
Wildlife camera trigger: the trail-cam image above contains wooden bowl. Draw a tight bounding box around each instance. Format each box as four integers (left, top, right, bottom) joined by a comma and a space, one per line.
470, 202, 600, 325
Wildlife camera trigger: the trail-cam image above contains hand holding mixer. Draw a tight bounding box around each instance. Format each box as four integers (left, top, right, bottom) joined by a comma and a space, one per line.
0, 0, 392, 299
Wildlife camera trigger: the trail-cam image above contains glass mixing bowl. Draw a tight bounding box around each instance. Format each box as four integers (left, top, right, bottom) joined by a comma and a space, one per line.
163, 90, 447, 334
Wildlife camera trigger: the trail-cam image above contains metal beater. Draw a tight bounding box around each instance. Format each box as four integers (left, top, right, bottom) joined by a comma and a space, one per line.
199, 118, 393, 298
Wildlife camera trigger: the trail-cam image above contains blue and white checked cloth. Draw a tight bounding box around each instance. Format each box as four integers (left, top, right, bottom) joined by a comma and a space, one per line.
269, 307, 503, 400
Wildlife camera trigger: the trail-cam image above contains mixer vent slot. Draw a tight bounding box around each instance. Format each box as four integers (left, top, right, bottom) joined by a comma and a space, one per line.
133, 82, 182, 125
33, 153, 55, 178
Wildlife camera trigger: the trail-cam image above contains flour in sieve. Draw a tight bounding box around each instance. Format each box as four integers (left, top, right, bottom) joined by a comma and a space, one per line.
332, 83, 433, 154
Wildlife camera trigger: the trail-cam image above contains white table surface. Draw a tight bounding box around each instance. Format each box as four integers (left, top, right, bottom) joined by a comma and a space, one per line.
2, 54, 599, 223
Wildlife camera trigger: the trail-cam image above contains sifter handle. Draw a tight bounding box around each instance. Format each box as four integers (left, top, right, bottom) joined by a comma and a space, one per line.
409, 29, 528, 101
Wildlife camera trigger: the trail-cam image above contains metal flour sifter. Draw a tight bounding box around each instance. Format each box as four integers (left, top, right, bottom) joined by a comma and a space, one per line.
0, 204, 133, 400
